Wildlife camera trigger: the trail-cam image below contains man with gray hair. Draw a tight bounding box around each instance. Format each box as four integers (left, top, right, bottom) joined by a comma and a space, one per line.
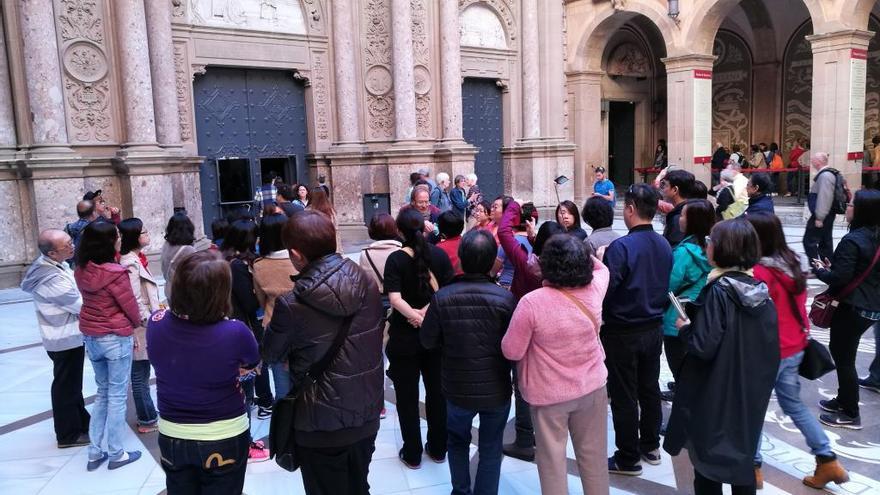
803, 152, 840, 263
20, 229, 90, 448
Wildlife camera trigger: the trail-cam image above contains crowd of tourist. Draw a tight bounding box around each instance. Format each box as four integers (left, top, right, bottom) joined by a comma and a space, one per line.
18, 155, 880, 495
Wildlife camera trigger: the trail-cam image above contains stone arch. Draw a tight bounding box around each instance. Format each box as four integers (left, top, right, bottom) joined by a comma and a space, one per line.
838, 0, 875, 31
683, 0, 827, 55
459, 0, 517, 46
299, 0, 328, 36
571, 1, 677, 72
460, 3, 509, 49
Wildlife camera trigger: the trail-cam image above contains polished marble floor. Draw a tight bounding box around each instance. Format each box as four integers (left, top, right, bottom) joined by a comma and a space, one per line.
1, 221, 879, 494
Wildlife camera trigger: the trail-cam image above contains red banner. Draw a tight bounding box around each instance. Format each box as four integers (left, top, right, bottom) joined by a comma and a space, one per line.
693, 69, 712, 79
694, 156, 711, 164
848, 151, 865, 160
852, 48, 868, 60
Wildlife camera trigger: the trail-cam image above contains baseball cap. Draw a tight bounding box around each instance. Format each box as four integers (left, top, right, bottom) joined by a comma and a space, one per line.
83, 190, 102, 201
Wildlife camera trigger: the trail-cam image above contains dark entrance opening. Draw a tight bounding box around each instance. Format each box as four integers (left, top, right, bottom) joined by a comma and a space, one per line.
462, 78, 504, 202
608, 101, 636, 188
259, 157, 291, 185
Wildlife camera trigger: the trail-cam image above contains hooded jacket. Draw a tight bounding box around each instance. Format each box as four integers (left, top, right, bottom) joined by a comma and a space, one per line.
74, 261, 142, 338
663, 237, 711, 337
262, 254, 384, 448
664, 272, 780, 486
20, 255, 83, 352
754, 257, 808, 359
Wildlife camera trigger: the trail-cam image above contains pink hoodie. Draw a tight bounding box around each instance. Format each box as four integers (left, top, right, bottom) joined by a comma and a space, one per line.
502, 260, 610, 406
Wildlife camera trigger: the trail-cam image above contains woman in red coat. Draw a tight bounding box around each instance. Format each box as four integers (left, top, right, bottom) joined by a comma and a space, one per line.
74, 220, 143, 471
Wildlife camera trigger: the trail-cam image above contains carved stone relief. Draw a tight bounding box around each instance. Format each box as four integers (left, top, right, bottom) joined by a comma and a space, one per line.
782, 22, 813, 152
55, 0, 115, 143
363, 0, 394, 140
311, 51, 330, 141
172, 0, 186, 18
712, 31, 751, 149
863, 18, 880, 146
411, 0, 431, 138
301, 0, 325, 34
173, 42, 194, 142
189, 0, 307, 34
606, 42, 650, 78
460, 4, 507, 49
459, 0, 515, 44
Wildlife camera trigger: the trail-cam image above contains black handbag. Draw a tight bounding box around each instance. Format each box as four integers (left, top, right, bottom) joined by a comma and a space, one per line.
785, 290, 835, 380
269, 314, 355, 472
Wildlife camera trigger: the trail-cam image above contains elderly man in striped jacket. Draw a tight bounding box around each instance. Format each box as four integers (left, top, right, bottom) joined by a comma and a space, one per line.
20, 229, 90, 448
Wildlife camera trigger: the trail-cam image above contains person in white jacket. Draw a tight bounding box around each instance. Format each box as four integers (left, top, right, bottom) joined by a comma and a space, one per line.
20, 229, 90, 448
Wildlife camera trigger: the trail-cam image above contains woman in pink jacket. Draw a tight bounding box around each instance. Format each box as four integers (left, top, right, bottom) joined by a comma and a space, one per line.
74, 220, 143, 471
502, 234, 611, 495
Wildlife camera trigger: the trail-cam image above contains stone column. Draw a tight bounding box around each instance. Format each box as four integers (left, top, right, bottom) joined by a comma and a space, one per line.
807, 29, 873, 189
520, 0, 540, 141
538, 0, 566, 139
18, 0, 71, 152
568, 71, 604, 203
331, 0, 362, 146
391, 0, 417, 142
144, 0, 182, 149
115, 0, 160, 150
662, 54, 716, 185
0, 12, 17, 154
438, 0, 464, 143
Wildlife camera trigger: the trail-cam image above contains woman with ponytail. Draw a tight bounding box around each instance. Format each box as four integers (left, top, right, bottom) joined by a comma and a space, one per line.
383, 208, 455, 469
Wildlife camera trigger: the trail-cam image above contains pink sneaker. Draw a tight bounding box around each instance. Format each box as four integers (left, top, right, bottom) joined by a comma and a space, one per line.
248, 441, 270, 463
137, 424, 158, 434
380, 408, 387, 419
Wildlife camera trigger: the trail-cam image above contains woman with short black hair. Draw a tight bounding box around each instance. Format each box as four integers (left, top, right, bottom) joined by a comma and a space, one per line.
812, 189, 880, 429
664, 218, 779, 495
555, 200, 587, 240
160, 212, 196, 300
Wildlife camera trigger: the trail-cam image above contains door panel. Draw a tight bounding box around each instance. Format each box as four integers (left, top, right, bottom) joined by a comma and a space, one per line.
609, 101, 635, 188
462, 78, 504, 202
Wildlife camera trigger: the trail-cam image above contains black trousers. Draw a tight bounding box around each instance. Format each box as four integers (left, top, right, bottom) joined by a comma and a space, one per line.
829, 304, 875, 417
803, 213, 836, 263
663, 335, 687, 381
298, 434, 377, 495
46, 346, 90, 444
602, 328, 663, 467
158, 430, 250, 495
694, 469, 756, 495
511, 366, 535, 447
387, 348, 446, 464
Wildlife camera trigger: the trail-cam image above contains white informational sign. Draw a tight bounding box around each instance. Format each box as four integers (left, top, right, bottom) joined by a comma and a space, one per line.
848, 49, 867, 160
693, 70, 713, 163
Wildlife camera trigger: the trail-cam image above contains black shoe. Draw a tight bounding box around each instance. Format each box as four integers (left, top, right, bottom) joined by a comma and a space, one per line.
108, 450, 142, 470
398, 449, 421, 470
819, 398, 842, 413
666, 381, 676, 392
660, 390, 675, 402
859, 378, 880, 394
608, 456, 642, 476
86, 452, 108, 472
819, 412, 862, 430
503, 442, 535, 462
256, 404, 273, 420
58, 433, 90, 449
641, 450, 662, 466
424, 443, 445, 463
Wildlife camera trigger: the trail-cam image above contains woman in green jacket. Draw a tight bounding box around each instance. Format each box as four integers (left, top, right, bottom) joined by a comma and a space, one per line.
663, 199, 716, 391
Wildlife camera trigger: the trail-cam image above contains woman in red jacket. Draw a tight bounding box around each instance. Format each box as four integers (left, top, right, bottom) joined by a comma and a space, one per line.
747, 214, 848, 489
74, 220, 143, 471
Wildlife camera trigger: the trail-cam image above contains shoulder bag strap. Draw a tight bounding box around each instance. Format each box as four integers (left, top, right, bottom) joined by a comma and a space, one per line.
401, 246, 439, 291
836, 244, 880, 300
557, 289, 601, 339
362, 249, 384, 285
285, 313, 355, 401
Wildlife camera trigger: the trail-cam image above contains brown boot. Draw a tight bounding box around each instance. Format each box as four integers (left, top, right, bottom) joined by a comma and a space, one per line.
755, 466, 764, 489
803, 457, 849, 488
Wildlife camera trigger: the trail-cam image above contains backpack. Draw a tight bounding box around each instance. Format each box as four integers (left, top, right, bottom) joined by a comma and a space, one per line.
817, 168, 852, 215
721, 186, 746, 219
431, 185, 451, 212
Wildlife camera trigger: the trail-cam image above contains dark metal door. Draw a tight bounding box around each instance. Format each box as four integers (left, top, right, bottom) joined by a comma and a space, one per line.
462, 78, 504, 201
609, 101, 636, 187
194, 68, 308, 232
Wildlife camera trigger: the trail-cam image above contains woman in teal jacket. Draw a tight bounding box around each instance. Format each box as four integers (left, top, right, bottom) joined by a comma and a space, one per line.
663, 200, 715, 385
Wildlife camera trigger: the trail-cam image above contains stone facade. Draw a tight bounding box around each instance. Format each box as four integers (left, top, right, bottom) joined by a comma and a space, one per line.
1, 0, 878, 287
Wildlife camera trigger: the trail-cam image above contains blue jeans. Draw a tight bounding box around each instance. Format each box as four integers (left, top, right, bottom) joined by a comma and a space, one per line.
271, 362, 291, 401
84, 334, 133, 461
447, 400, 510, 495
755, 351, 832, 464
130, 360, 158, 426
867, 323, 880, 385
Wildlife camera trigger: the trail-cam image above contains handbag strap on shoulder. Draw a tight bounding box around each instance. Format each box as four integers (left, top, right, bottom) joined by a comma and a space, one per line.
283, 312, 355, 401
837, 244, 880, 300
557, 288, 600, 339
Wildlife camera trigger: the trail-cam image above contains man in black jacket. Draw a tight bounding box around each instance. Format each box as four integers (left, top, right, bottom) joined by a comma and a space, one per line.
421, 229, 516, 495
262, 211, 384, 495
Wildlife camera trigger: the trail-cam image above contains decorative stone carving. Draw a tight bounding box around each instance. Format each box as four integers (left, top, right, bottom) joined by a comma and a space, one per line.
363, 0, 395, 139
606, 42, 650, 77
712, 31, 751, 150
863, 18, 880, 145
413, 65, 431, 95
611, 0, 627, 11
173, 0, 186, 18
56, 0, 116, 143
459, 0, 515, 43
365, 66, 393, 96
192, 64, 208, 79
189, 0, 306, 34
173, 43, 194, 142
411, 0, 431, 138
782, 22, 813, 152
301, 0, 325, 34
311, 51, 330, 141
460, 4, 507, 49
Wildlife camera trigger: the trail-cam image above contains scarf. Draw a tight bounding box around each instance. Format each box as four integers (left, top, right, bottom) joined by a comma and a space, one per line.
708, 266, 753, 282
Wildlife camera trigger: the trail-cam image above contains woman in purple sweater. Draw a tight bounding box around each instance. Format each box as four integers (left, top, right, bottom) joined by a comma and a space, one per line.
147, 251, 260, 494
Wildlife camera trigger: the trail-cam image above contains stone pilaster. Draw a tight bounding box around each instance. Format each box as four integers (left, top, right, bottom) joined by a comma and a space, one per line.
662, 54, 716, 185
114, 0, 160, 152
390, 0, 416, 142
568, 71, 604, 204
807, 29, 874, 189
331, 0, 362, 146
438, 0, 464, 143
144, 0, 182, 149
520, 0, 540, 141
18, 0, 72, 154
0, 14, 16, 155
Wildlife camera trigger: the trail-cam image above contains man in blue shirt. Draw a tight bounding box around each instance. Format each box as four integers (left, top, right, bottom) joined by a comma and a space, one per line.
602, 184, 673, 476
592, 166, 616, 207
